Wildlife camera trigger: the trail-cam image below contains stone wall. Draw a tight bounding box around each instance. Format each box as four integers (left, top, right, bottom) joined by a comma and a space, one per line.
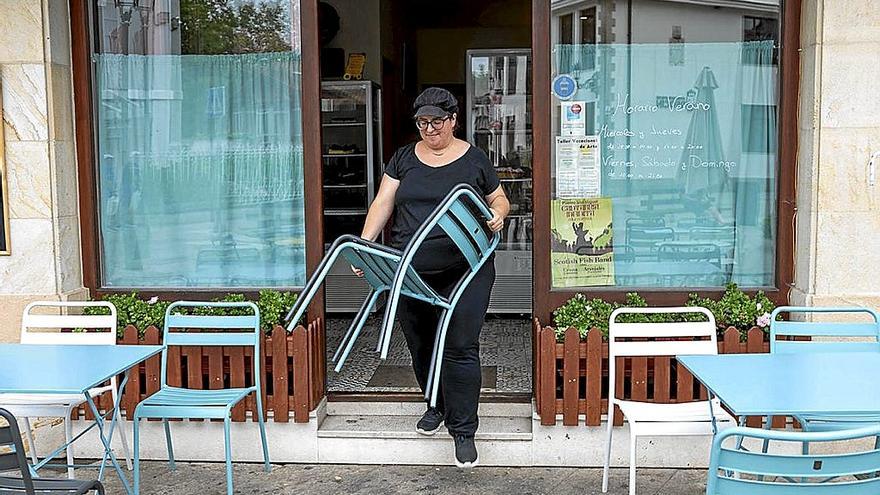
792, 0, 880, 316
0, 0, 85, 342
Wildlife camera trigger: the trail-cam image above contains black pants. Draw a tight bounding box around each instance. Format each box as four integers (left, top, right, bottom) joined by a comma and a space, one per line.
397, 259, 495, 437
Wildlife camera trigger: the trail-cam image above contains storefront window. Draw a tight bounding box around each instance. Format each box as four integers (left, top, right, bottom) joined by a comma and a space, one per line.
92, 0, 306, 288
549, 0, 779, 290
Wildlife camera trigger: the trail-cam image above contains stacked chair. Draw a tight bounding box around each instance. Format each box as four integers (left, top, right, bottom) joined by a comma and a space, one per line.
284, 183, 500, 407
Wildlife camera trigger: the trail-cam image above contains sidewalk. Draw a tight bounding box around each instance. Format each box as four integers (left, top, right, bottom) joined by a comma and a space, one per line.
103, 462, 707, 494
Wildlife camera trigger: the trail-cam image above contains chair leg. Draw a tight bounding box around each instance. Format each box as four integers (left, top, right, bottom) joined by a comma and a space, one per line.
334, 290, 377, 362
761, 415, 773, 454
163, 419, 175, 471
336, 292, 382, 372
428, 310, 455, 408
601, 407, 614, 493
424, 309, 447, 401
112, 391, 133, 470
628, 429, 637, 495
224, 418, 234, 495
22, 417, 38, 466
255, 395, 271, 472
133, 417, 141, 495
64, 416, 75, 479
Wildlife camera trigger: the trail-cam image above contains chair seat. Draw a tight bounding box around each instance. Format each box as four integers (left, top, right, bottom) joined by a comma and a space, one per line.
0, 385, 112, 409
134, 386, 254, 420
0, 475, 102, 495
618, 399, 735, 435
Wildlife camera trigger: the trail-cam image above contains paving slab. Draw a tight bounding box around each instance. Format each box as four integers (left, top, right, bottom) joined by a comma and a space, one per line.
100, 462, 707, 494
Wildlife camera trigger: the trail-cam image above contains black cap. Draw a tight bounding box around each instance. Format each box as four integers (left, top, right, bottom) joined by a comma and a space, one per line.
413, 87, 458, 119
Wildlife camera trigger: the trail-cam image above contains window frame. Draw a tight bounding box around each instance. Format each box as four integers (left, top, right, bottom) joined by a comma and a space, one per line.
532, 0, 800, 322
71, 0, 325, 305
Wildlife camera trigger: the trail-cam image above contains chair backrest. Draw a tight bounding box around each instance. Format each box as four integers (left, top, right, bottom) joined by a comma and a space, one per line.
20, 301, 117, 346
657, 242, 722, 267
161, 301, 261, 389
405, 184, 500, 272
608, 307, 718, 404
707, 425, 880, 494
0, 408, 36, 494
770, 306, 880, 354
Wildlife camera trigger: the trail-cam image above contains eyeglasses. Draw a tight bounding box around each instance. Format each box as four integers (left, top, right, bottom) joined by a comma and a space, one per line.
415, 116, 450, 131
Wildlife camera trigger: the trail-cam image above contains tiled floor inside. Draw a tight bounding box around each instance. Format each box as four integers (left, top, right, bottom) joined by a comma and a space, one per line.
325, 315, 532, 394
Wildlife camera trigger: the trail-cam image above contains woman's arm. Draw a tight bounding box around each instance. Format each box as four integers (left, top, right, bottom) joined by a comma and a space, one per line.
360, 174, 399, 241
485, 185, 510, 233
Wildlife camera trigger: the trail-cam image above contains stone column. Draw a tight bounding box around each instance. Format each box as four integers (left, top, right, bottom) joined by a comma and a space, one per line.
0, 0, 85, 341
793, 0, 880, 313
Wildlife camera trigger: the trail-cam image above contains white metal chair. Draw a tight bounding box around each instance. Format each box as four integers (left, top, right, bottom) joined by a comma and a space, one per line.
601, 306, 735, 495
0, 301, 133, 478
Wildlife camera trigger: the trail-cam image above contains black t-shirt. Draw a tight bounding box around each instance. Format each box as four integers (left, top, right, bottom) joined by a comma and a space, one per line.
384, 142, 500, 272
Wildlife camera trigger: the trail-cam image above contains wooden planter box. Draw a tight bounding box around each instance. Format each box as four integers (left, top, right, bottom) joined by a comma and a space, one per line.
71, 319, 324, 424
533, 318, 775, 427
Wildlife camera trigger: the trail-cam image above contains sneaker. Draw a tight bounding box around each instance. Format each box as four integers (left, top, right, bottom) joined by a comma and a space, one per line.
416, 407, 444, 436
453, 434, 478, 468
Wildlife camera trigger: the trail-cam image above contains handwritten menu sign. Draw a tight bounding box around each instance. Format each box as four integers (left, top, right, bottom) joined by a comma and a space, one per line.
600, 92, 737, 181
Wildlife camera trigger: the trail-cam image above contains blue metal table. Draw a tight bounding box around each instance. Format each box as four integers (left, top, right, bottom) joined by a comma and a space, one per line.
0, 344, 163, 495
677, 352, 880, 417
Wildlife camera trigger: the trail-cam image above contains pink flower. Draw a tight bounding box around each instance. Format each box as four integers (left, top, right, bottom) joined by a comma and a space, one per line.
756, 312, 771, 328
148, 296, 159, 305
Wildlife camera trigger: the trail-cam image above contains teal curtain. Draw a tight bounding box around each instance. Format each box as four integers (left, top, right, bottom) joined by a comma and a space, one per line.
552, 41, 778, 288
96, 52, 306, 287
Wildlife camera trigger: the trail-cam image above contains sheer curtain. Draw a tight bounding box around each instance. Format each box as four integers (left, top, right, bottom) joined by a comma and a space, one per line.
551, 41, 778, 288
96, 52, 306, 287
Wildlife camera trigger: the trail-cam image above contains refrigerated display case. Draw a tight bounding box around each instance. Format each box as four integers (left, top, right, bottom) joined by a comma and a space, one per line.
467, 49, 533, 313
321, 80, 383, 312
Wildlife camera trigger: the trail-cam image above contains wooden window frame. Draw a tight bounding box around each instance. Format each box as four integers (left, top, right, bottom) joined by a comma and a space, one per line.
69, 0, 325, 323
531, 0, 800, 322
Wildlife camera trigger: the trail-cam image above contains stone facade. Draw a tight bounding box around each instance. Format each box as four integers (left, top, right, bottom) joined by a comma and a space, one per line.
0, 0, 877, 340
0, 0, 86, 342
791, 0, 880, 317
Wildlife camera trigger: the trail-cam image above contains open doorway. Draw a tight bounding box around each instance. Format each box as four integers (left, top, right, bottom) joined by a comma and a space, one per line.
317, 0, 534, 399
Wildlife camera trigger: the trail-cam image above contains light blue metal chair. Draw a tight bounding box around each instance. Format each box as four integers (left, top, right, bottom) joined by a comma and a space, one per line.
132, 301, 270, 495
284, 183, 500, 407
770, 306, 880, 434
707, 425, 880, 494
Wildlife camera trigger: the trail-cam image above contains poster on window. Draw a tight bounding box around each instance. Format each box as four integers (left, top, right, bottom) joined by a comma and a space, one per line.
555, 136, 601, 198
550, 198, 614, 288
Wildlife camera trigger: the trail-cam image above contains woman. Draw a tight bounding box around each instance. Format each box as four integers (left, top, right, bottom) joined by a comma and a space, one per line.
354, 87, 509, 468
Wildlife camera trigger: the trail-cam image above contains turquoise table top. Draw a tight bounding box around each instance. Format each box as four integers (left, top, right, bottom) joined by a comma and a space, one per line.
0, 344, 163, 395
678, 352, 880, 417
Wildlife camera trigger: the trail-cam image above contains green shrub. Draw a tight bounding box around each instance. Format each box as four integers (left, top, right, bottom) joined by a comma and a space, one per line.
86, 290, 299, 337
553, 284, 776, 343
685, 283, 775, 333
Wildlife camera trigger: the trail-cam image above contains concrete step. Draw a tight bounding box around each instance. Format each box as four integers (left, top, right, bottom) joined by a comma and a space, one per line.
317, 414, 532, 441
325, 400, 533, 418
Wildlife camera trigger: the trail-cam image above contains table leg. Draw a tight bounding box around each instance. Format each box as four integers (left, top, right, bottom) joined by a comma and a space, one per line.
84, 370, 133, 495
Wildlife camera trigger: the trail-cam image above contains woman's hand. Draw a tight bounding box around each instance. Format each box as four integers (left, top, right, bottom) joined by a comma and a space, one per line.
487, 207, 505, 233
351, 264, 364, 277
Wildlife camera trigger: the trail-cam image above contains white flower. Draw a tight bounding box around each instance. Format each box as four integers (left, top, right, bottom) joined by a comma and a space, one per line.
148, 296, 159, 305
756, 312, 771, 328
756, 302, 762, 310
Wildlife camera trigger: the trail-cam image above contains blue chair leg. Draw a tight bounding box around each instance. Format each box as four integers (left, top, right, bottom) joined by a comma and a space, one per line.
255, 394, 271, 472
428, 311, 456, 408
424, 309, 447, 401
336, 291, 383, 372
761, 415, 774, 453
335, 290, 378, 362
163, 419, 175, 470
132, 416, 141, 495
224, 417, 233, 495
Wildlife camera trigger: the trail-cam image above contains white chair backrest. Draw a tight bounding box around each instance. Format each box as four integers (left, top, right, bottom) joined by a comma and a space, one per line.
608, 306, 717, 403
21, 301, 117, 346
